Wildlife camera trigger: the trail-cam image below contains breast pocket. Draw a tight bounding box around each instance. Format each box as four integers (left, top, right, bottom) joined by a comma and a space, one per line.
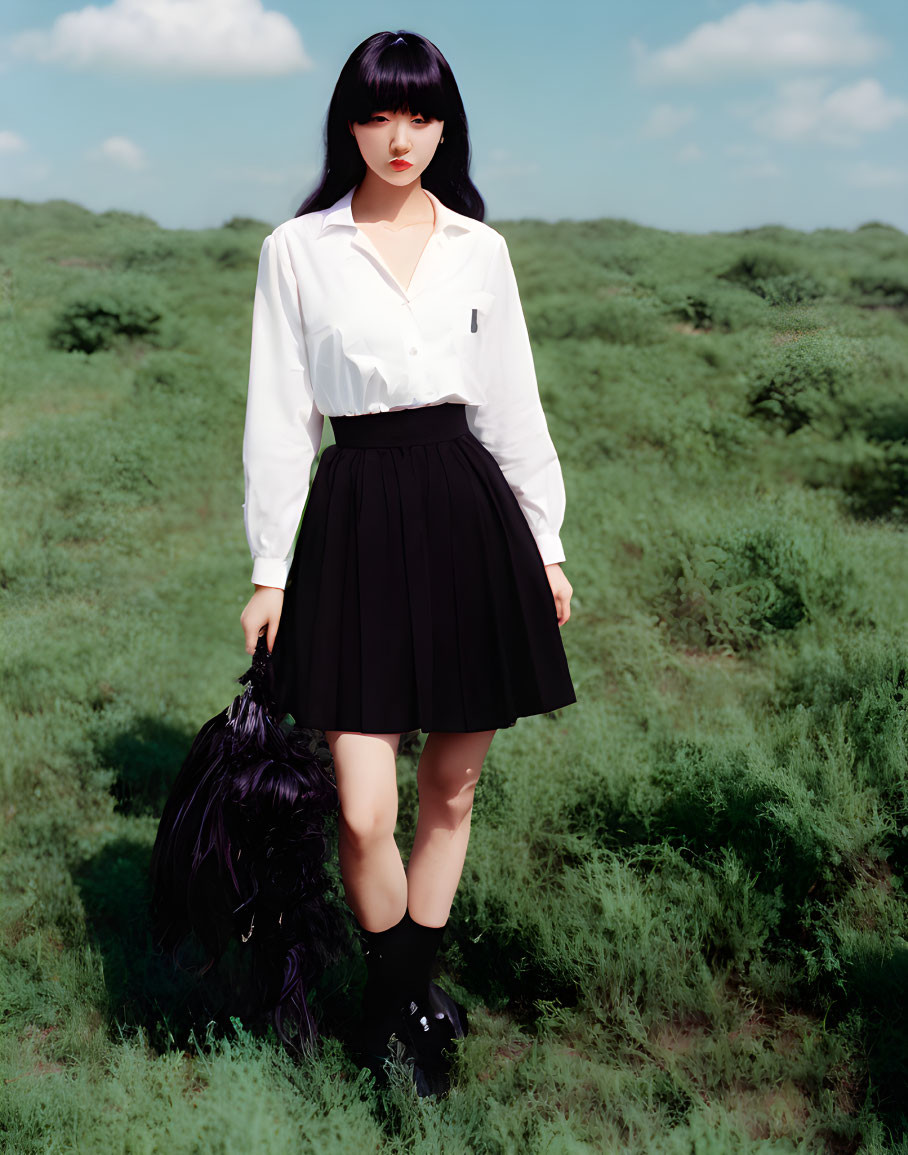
459, 291, 496, 338
450, 291, 495, 391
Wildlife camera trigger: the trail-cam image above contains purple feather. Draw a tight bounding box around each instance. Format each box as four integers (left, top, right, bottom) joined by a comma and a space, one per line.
148, 635, 349, 1053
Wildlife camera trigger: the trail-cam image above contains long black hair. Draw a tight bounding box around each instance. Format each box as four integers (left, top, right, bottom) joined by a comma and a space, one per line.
295, 30, 484, 221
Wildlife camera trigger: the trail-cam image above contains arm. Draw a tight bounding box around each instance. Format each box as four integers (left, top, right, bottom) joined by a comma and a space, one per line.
466, 233, 567, 567
242, 229, 324, 591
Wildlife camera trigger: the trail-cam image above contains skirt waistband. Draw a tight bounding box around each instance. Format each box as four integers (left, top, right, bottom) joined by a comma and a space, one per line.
328, 402, 469, 448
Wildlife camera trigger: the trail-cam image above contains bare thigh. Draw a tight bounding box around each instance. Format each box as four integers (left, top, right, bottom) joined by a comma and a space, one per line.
323, 731, 401, 833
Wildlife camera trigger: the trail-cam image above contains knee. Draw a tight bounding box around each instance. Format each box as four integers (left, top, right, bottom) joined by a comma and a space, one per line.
339, 798, 397, 849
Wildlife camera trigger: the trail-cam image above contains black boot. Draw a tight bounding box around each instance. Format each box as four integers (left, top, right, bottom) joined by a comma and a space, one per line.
351, 911, 467, 1096
396, 912, 469, 1095
426, 980, 469, 1042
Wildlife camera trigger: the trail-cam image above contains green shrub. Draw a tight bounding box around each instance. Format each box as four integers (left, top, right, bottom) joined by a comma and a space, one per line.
718, 251, 827, 304
120, 234, 181, 269
648, 738, 830, 900
837, 441, 908, 521
860, 397, 908, 443
658, 281, 766, 333
745, 332, 864, 435
848, 265, 908, 308
855, 220, 903, 232
132, 349, 199, 393
751, 272, 826, 306
655, 520, 852, 653
525, 292, 666, 345
205, 238, 256, 269
49, 281, 167, 353
221, 215, 272, 233
674, 294, 717, 329
719, 251, 793, 288
849, 392, 908, 522
780, 639, 908, 808
802, 409, 908, 522
97, 208, 158, 228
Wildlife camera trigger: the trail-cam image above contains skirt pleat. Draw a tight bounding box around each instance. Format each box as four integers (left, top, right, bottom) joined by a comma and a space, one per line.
270, 402, 576, 734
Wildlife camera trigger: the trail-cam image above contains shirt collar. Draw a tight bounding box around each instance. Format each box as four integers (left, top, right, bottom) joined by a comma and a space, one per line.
319, 186, 474, 236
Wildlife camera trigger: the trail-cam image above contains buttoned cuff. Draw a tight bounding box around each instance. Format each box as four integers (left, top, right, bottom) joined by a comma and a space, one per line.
251, 556, 291, 590
535, 534, 566, 567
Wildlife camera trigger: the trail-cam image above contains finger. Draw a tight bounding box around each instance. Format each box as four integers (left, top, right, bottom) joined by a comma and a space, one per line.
266, 620, 278, 654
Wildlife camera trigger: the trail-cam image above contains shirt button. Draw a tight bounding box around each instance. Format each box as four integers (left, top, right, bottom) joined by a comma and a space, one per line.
409, 346, 418, 356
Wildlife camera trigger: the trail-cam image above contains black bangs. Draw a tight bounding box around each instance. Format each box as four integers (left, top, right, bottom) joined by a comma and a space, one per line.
346, 40, 450, 123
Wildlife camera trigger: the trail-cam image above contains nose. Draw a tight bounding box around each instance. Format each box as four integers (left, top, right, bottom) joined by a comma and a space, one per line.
390, 116, 411, 155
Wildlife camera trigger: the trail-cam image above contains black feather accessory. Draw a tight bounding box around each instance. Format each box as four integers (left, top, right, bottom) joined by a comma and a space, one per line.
148, 634, 348, 1054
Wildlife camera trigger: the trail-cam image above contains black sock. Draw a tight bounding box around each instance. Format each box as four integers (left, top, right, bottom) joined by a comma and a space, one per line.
355, 911, 413, 1041
399, 910, 447, 1006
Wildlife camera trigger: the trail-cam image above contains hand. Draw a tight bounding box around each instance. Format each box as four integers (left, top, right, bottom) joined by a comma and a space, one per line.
544, 563, 572, 627
240, 585, 284, 655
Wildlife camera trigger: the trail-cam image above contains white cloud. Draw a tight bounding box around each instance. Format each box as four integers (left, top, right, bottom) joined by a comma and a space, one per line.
87, 135, 148, 170
642, 104, 696, 138
751, 77, 908, 145
675, 143, 704, 163
722, 141, 783, 179
0, 130, 27, 153
843, 161, 908, 189
632, 1, 886, 85
12, 0, 311, 77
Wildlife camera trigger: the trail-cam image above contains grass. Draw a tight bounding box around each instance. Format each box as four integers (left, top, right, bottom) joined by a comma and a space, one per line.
0, 197, 906, 1153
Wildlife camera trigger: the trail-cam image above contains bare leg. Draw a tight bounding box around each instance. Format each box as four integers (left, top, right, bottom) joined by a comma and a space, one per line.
324, 730, 406, 933
406, 730, 497, 927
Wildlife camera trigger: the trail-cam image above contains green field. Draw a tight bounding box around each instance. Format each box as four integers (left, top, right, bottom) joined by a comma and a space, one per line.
1, 197, 906, 1153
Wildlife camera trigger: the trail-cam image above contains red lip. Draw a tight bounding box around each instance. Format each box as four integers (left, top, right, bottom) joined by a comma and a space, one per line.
390, 159, 412, 170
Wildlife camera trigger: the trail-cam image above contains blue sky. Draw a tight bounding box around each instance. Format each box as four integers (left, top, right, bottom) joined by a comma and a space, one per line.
1, 0, 906, 232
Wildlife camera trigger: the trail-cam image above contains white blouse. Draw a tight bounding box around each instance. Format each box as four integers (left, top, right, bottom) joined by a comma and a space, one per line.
242, 185, 568, 589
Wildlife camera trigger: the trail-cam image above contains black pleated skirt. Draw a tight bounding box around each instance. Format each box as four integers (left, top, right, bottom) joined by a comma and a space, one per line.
270, 401, 576, 734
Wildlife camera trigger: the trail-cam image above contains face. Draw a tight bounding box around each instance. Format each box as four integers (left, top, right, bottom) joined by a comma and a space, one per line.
349, 107, 444, 186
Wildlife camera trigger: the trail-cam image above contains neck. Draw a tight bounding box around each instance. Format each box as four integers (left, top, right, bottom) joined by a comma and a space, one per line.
351, 175, 433, 226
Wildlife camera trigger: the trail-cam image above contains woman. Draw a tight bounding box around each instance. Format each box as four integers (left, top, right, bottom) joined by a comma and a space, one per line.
238, 29, 576, 1092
